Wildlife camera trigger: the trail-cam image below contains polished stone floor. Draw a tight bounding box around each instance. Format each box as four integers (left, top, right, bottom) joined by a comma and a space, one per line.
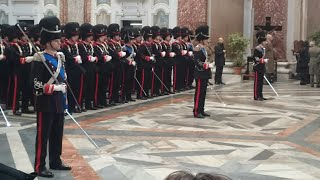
1, 75, 320, 180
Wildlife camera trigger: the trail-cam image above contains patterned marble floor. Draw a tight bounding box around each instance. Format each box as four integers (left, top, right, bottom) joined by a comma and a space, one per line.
1, 75, 320, 180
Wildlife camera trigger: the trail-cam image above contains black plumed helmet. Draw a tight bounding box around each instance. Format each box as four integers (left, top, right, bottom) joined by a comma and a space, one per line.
121, 27, 135, 43
80, 23, 93, 40
0, 24, 9, 39
160, 27, 171, 40
107, 23, 120, 38
151, 26, 160, 39
93, 24, 106, 40
181, 27, 190, 38
61, 25, 65, 37
141, 26, 152, 40
6, 25, 20, 42
16, 22, 29, 37
39, 16, 61, 45
172, 26, 181, 39
65, 22, 80, 39
189, 30, 195, 40
195, 25, 210, 41
256, 31, 267, 44
29, 24, 41, 41
132, 28, 140, 38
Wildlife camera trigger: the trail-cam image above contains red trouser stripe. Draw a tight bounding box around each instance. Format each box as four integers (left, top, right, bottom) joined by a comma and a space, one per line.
151, 67, 155, 96
35, 112, 43, 173
194, 79, 201, 116
12, 75, 18, 113
140, 69, 145, 97
109, 72, 114, 99
173, 65, 177, 91
78, 74, 84, 104
94, 73, 99, 105
121, 70, 125, 97
161, 67, 164, 92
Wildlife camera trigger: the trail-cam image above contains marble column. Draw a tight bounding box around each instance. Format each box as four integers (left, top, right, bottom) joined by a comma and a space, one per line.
243, 0, 253, 55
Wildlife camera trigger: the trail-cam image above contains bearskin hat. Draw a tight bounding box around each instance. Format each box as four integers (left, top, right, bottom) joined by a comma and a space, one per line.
121, 27, 135, 43
151, 26, 160, 39
0, 24, 9, 39
132, 28, 141, 38
65, 22, 80, 39
107, 23, 120, 38
80, 23, 93, 40
6, 26, 20, 42
29, 24, 41, 41
141, 26, 152, 40
195, 25, 210, 41
172, 26, 181, 39
93, 24, 106, 40
160, 27, 171, 40
256, 31, 267, 44
16, 22, 29, 37
39, 16, 61, 45
181, 27, 190, 38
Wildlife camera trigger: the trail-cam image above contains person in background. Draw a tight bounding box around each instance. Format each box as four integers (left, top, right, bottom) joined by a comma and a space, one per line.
195, 173, 232, 180
214, 37, 226, 85
164, 171, 195, 180
265, 34, 276, 83
204, 38, 214, 85
308, 40, 320, 87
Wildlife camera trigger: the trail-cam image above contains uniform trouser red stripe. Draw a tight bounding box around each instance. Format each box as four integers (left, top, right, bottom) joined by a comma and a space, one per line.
185, 68, 189, 87
194, 79, 201, 116
151, 66, 155, 96
254, 72, 258, 99
109, 72, 114, 99
7, 76, 11, 106
161, 67, 164, 93
121, 70, 125, 97
35, 112, 43, 173
12, 75, 18, 113
140, 69, 145, 97
173, 65, 177, 91
78, 74, 84, 105
94, 73, 99, 106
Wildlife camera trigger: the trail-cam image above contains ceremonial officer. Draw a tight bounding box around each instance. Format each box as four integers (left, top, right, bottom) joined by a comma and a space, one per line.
160, 27, 175, 95
132, 28, 141, 93
62, 22, 84, 113
92, 24, 112, 107
121, 28, 136, 102
253, 31, 268, 101
0, 24, 9, 105
137, 26, 154, 99
150, 26, 166, 97
33, 16, 71, 178
107, 23, 126, 105
78, 23, 98, 110
193, 25, 212, 118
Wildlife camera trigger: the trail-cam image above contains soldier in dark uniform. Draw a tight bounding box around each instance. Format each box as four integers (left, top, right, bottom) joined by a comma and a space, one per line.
92, 24, 112, 108
78, 23, 98, 110
61, 22, 84, 113
150, 26, 166, 97
33, 16, 71, 178
121, 28, 137, 102
160, 27, 175, 95
137, 26, 154, 99
132, 28, 142, 95
0, 24, 9, 104
187, 30, 195, 89
172, 27, 188, 92
29, 24, 43, 51
253, 31, 268, 101
193, 25, 213, 118
107, 23, 127, 105
181, 27, 194, 90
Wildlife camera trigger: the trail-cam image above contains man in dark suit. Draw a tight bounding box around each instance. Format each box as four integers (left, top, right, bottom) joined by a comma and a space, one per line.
214, 37, 226, 85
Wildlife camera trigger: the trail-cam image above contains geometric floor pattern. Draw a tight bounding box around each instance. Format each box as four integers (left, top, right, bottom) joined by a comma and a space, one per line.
1, 75, 320, 180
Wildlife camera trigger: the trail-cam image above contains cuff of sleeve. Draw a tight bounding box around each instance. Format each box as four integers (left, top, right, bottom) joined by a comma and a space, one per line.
43, 84, 54, 95
20, 58, 26, 64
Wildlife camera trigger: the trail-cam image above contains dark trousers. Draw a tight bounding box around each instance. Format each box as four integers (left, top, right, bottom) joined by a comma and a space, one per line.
176, 63, 185, 90
97, 72, 108, 106
67, 70, 81, 113
120, 64, 134, 100
162, 66, 172, 93
34, 112, 64, 173
254, 71, 264, 99
109, 68, 121, 103
84, 70, 95, 108
187, 61, 195, 87
136, 67, 151, 98
193, 78, 208, 116
152, 66, 162, 96
300, 67, 309, 84
8, 73, 21, 113
215, 66, 224, 84
21, 64, 33, 110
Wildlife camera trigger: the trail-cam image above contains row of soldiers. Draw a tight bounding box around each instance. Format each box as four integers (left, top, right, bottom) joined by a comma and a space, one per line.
0, 22, 197, 115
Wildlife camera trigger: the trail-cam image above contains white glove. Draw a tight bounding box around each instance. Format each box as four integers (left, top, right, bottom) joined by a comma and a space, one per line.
0, 54, 6, 61
118, 51, 126, 57
104, 55, 112, 62
169, 52, 176, 57
89, 56, 96, 62
53, 83, 67, 94
161, 51, 166, 57
182, 50, 188, 56
188, 51, 193, 56
74, 55, 82, 64
208, 63, 214, 69
56, 52, 65, 62
150, 56, 155, 61
264, 58, 269, 63
25, 56, 34, 63
133, 52, 136, 58
132, 61, 136, 66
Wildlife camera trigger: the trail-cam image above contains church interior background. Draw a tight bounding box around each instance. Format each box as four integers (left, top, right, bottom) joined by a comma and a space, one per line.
0, 0, 319, 69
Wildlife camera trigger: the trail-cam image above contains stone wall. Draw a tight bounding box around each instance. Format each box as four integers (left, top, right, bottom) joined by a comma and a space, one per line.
177, 0, 207, 31
307, 0, 320, 38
